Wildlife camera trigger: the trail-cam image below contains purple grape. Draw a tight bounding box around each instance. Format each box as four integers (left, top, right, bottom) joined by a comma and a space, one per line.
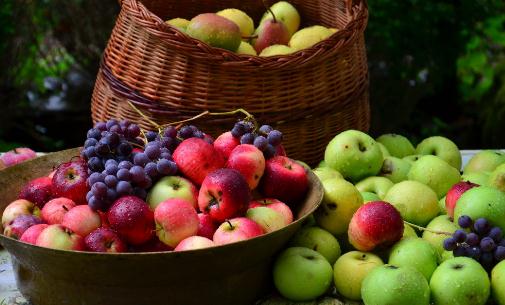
104, 175, 118, 188
145, 143, 161, 160
88, 157, 104, 172
88, 172, 105, 185
267, 130, 283, 146
91, 182, 108, 199
84, 138, 98, 148
95, 122, 107, 131
117, 142, 133, 156
109, 124, 122, 134
474, 218, 491, 235
178, 126, 193, 139
240, 133, 255, 144
145, 131, 158, 142
144, 162, 158, 177
453, 230, 467, 243
466, 232, 480, 247
453, 246, 467, 257
259, 125, 273, 135
254, 136, 268, 151
495, 246, 505, 261
264, 144, 276, 159
88, 196, 105, 211
106, 119, 119, 130
136, 175, 152, 189
105, 159, 118, 167
160, 151, 172, 160
157, 159, 174, 175
163, 126, 177, 138
480, 252, 494, 269
83, 146, 97, 159
134, 153, 150, 167
125, 124, 141, 139
193, 130, 204, 139
458, 215, 472, 229
489, 227, 503, 242
87, 128, 101, 140
119, 119, 130, 129
160, 137, 174, 149
107, 188, 117, 202
105, 163, 118, 175
500, 240, 505, 247
134, 188, 147, 199
116, 168, 131, 181
444, 237, 458, 251
116, 181, 132, 196
86, 191, 93, 202
243, 121, 254, 133
129, 166, 145, 183
481, 237, 496, 252
118, 160, 133, 170
231, 123, 246, 138
467, 247, 481, 260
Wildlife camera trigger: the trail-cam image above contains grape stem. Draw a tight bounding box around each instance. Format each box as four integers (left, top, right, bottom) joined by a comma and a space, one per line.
127, 101, 161, 130
404, 221, 453, 236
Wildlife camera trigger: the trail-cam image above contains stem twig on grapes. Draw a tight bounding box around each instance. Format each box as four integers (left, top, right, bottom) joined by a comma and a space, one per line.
162, 111, 210, 127
404, 221, 452, 236
127, 101, 161, 130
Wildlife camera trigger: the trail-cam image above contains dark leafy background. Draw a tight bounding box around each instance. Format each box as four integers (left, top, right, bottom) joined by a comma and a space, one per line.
0, 0, 504, 153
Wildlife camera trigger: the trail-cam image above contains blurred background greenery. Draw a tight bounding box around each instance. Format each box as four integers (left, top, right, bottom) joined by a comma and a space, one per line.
0, 0, 504, 152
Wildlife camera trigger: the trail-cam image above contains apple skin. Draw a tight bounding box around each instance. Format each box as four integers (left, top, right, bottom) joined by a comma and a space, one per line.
402, 224, 418, 239
2, 199, 41, 228
489, 163, 505, 192
492, 260, 505, 305
18, 177, 54, 209
249, 198, 293, 225
147, 176, 198, 210
430, 257, 490, 305
379, 156, 412, 183
355, 176, 394, 199
212, 217, 263, 245
246, 206, 286, 233
421, 215, 458, 258
348, 201, 404, 251
259, 1, 300, 37
186, 13, 241, 52
312, 167, 343, 182
416, 136, 462, 170
408, 155, 461, 198
226, 144, 265, 190
361, 191, 381, 203
3, 215, 44, 239
198, 168, 251, 223
389, 238, 439, 280
314, 178, 363, 235
324, 130, 383, 182
438, 196, 447, 214
84, 227, 127, 253
289, 226, 341, 264
20, 224, 49, 245
196, 213, 218, 240
384, 180, 439, 226
154, 198, 199, 248
376, 133, 415, 158
131, 237, 172, 252
216, 8, 254, 37
213, 131, 240, 161
362, 265, 430, 305
445, 181, 478, 219
377, 142, 390, 157
462, 171, 490, 186
174, 236, 215, 251
403, 154, 423, 164
0, 147, 37, 167
273, 247, 333, 301
333, 251, 384, 301
107, 196, 154, 246
41, 197, 76, 225
35, 224, 85, 251
61, 205, 101, 237
454, 186, 505, 231
51, 159, 89, 204
464, 150, 505, 174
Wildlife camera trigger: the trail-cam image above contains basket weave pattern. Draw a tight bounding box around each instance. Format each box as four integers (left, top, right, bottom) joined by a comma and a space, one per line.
91, 0, 370, 165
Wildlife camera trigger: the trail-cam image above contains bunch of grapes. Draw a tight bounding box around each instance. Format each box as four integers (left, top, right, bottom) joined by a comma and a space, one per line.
443, 215, 505, 270
230, 120, 283, 159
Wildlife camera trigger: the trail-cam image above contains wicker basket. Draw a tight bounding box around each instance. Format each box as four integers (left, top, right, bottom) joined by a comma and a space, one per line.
91, 0, 369, 166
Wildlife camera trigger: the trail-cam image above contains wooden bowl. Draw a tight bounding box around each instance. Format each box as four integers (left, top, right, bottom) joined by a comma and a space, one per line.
0, 148, 323, 305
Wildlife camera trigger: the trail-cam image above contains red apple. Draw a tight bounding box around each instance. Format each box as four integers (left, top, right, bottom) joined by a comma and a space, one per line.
0, 147, 37, 168
198, 168, 251, 222
1, 199, 40, 228
132, 236, 172, 252
18, 177, 54, 208
445, 181, 478, 219
84, 227, 127, 253
348, 201, 404, 251
173, 138, 225, 185
197, 213, 218, 240
175, 236, 215, 251
52, 159, 89, 204
107, 196, 154, 245
213, 217, 264, 245
41, 197, 76, 225
62, 205, 101, 237
249, 198, 293, 225
47, 170, 56, 179
20, 224, 49, 245
275, 144, 287, 157
36, 224, 85, 251
226, 144, 266, 190
3, 215, 44, 239
260, 156, 309, 206
154, 198, 199, 247
213, 131, 240, 161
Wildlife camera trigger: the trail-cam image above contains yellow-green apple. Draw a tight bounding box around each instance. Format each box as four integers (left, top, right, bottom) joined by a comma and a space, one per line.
377, 142, 390, 157
463, 150, 505, 174
173, 138, 225, 186
198, 168, 251, 222
41, 197, 76, 225
348, 201, 404, 251
403, 154, 423, 164
0, 147, 36, 167
52, 159, 89, 204
213, 131, 240, 161
196, 213, 217, 240
259, 1, 300, 37
166, 18, 190, 31
2, 199, 40, 228
253, 17, 290, 54
186, 13, 241, 51
147, 176, 198, 210
492, 260, 505, 305
408, 155, 461, 198
379, 156, 411, 183
361, 191, 381, 203
324, 130, 383, 182
216, 8, 254, 37
259, 44, 294, 56
18, 177, 53, 208
462, 171, 490, 186
273, 247, 333, 301
107, 196, 154, 245
333, 251, 384, 301
289, 226, 341, 264
376, 134, 415, 158
175, 236, 214, 251
314, 178, 362, 235
389, 238, 439, 280
355, 176, 394, 199
489, 163, 505, 192
154, 198, 198, 248
422, 215, 458, 257
61, 205, 101, 237
19, 223, 48, 245
35, 224, 85, 251
84, 227, 127, 253
3, 215, 43, 239
430, 257, 490, 305
415, 136, 462, 170
212, 217, 263, 245
246, 206, 285, 233
289, 26, 333, 51
249, 198, 293, 225
362, 265, 430, 305
236, 41, 257, 55
226, 144, 265, 190
454, 186, 505, 231
445, 181, 478, 219
403, 224, 417, 239
384, 180, 439, 226
439, 196, 447, 214
260, 156, 308, 206
312, 166, 343, 182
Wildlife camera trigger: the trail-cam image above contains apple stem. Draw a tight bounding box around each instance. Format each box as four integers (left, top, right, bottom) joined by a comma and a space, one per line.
403, 221, 452, 236
262, 0, 277, 23
226, 220, 234, 230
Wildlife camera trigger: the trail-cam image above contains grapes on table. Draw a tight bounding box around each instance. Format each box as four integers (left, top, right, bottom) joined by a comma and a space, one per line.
230, 120, 283, 159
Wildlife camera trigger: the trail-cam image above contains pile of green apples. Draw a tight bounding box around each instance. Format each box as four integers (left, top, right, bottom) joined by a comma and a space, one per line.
166, 1, 338, 57
268, 130, 505, 305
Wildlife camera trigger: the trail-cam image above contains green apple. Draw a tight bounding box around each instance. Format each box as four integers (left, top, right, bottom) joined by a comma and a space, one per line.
489, 163, 505, 192
430, 257, 490, 305
403, 224, 418, 239
440, 250, 454, 262
408, 155, 461, 198
312, 167, 343, 182
403, 154, 423, 164
438, 196, 447, 214
318, 160, 327, 168
421, 215, 458, 258
324, 130, 383, 182
246, 206, 285, 233
362, 265, 430, 305
379, 156, 411, 183
384, 180, 439, 226
492, 260, 505, 305
260, 44, 294, 56
376, 133, 415, 158
166, 18, 190, 31
302, 214, 316, 228
355, 176, 394, 199
147, 176, 198, 210
260, 1, 300, 37
273, 247, 333, 301
454, 186, 505, 231
236, 41, 257, 55
377, 142, 391, 157
290, 26, 334, 51
314, 178, 363, 235
463, 150, 505, 174
289, 226, 341, 264
216, 8, 254, 37
361, 191, 381, 203
333, 251, 384, 301
389, 238, 439, 280
416, 136, 462, 170
461, 171, 490, 186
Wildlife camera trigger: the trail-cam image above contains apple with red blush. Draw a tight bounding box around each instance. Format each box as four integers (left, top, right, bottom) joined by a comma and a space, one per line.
0, 147, 37, 168
85, 227, 127, 253
249, 198, 293, 225
107, 196, 154, 246
214, 131, 240, 161
213, 217, 264, 245
62, 205, 101, 237
3, 215, 44, 239
41, 197, 76, 224
36, 224, 85, 251
154, 198, 199, 248
197, 213, 218, 239
445, 181, 478, 219
2, 199, 40, 228
132, 237, 172, 252
175, 236, 215, 251
226, 144, 265, 190
20, 224, 49, 244
52, 159, 89, 204
18, 177, 53, 208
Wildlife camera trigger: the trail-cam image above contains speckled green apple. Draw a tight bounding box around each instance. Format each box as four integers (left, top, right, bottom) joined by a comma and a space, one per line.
312, 167, 343, 182
422, 215, 458, 258
492, 260, 505, 305
454, 186, 505, 231
408, 155, 461, 198
415, 136, 462, 170
489, 163, 505, 192
462, 171, 489, 186
361, 191, 381, 203
389, 238, 439, 280
379, 156, 411, 183
355, 176, 394, 199
463, 150, 505, 174
289, 226, 341, 264
376, 134, 415, 158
